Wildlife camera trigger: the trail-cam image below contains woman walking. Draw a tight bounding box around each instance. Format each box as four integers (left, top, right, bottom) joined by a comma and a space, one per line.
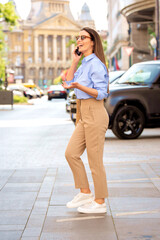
63, 27, 109, 214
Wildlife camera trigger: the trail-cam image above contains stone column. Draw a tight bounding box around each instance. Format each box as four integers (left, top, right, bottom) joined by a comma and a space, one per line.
34, 35, 39, 63
44, 35, 48, 63
71, 36, 75, 58
62, 35, 66, 62
53, 35, 57, 62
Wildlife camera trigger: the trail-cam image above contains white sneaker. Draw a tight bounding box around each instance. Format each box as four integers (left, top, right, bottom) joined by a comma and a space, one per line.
77, 200, 107, 214
66, 192, 94, 208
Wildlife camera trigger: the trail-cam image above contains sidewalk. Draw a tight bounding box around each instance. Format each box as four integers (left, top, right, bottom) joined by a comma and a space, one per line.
0, 162, 160, 240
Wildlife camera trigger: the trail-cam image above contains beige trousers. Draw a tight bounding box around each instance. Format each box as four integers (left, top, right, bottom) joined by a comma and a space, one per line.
65, 98, 109, 199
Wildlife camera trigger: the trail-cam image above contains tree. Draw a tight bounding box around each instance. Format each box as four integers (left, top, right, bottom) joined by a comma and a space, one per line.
0, 1, 19, 89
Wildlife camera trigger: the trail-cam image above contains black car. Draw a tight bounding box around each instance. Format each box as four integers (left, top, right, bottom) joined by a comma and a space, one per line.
48, 85, 67, 100
105, 60, 160, 139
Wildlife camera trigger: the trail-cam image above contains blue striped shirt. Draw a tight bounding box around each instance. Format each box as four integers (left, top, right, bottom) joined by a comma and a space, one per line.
67, 53, 109, 100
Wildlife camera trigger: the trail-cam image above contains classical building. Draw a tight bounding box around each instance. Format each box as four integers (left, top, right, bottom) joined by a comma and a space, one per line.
4, 0, 82, 87
78, 3, 95, 29
107, 0, 157, 70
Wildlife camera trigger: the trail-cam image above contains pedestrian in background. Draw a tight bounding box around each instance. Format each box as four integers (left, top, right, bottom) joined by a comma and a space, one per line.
63, 27, 109, 214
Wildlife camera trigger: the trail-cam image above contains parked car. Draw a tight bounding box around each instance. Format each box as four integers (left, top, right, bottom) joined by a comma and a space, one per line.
47, 85, 67, 100
66, 90, 76, 112
109, 70, 125, 83
23, 83, 44, 98
104, 60, 160, 139
69, 61, 160, 139
7, 84, 36, 99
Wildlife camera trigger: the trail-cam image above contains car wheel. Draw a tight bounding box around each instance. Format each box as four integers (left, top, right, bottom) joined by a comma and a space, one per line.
112, 105, 145, 139
48, 97, 52, 101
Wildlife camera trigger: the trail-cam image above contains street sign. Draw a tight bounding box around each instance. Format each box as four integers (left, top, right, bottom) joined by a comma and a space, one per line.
124, 46, 134, 56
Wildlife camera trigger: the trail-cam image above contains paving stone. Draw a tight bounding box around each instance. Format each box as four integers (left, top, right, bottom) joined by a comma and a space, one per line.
41, 206, 117, 240
108, 187, 160, 197
114, 218, 160, 240
34, 200, 49, 209
22, 227, 42, 237
0, 210, 30, 225
0, 170, 14, 190
0, 231, 22, 240
109, 197, 160, 218
1, 183, 41, 192
21, 237, 39, 240
108, 182, 154, 188
0, 192, 37, 210
26, 215, 45, 228
8, 169, 47, 183
0, 225, 24, 231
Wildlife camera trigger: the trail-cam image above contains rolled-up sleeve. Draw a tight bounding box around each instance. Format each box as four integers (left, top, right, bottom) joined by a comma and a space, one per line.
91, 64, 109, 100
66, 66, 81, 85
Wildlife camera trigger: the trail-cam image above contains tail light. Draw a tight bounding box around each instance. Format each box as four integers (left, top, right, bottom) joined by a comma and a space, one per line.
60, 91, 66, 94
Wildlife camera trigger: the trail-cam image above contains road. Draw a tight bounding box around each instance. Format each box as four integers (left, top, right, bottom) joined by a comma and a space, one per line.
0, 97, 160, 240
0, 96, 160, 169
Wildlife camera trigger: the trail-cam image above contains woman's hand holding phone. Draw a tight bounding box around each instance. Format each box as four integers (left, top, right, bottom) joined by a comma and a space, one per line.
72, 47, 82, 62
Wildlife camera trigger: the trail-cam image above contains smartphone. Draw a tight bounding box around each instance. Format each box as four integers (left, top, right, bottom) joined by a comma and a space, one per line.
75, 47, 82, 56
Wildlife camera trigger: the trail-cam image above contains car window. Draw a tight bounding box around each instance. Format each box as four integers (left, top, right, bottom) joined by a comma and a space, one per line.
115, 64, 160, 85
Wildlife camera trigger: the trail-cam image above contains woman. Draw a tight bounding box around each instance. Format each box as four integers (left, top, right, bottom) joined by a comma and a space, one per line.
63, 27, 109, 214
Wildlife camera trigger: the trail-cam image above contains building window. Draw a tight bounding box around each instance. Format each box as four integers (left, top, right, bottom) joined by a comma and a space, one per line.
57, 68, 63, 76
39, 57, 42, 63
15, 67, 22, 75
28, 46, 32, 52
28, 57, 32, 63
48, 68, 53, 76
16, 56, 21, 66
39, 68, 45, 79
28, 35, 31, 41
17, 34, 21, 41
39, 35, 43, 43
29, 68, 35, 76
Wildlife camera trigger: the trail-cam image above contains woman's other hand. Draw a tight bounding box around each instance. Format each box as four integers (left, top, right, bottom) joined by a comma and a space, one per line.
62, 82, 79, 89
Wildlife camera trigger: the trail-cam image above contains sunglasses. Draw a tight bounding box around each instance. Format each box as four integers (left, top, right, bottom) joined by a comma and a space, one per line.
75, 35, 91, 41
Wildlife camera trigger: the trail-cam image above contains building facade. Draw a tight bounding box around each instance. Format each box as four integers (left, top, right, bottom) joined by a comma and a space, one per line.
120, 0, 156, 63
107, 0, 156, 70
107, 0, 129, 70
4, 0, 82, 87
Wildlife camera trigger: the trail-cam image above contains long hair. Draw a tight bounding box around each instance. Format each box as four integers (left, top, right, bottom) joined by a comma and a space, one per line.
81, 27, 107, 70
81, 27, 109, 93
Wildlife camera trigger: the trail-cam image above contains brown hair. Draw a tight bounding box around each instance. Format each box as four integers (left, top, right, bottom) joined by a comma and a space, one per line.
81, 27, 109, 93
81, 27, 107, 70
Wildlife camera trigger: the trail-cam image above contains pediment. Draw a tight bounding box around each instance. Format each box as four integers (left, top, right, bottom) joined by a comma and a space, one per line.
33, 14, 81, 31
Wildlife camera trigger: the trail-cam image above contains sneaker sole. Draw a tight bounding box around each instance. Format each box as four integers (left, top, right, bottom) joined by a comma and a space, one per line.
66, 197, 94, 208
77, 207, 107, 214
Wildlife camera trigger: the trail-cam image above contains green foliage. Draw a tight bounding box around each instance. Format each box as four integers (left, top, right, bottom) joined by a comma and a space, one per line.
148, 24, 156, 38
0, 1, 19, 88
0, 2, 19, 27
13, 95, 28, 104
54, 76, 62, 85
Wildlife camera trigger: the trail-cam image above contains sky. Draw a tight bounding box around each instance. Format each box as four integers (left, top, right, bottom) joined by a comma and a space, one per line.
0, 0, 108, 30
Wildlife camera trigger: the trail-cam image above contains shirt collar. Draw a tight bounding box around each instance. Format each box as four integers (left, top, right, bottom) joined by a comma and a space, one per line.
82, 53, 96, 63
